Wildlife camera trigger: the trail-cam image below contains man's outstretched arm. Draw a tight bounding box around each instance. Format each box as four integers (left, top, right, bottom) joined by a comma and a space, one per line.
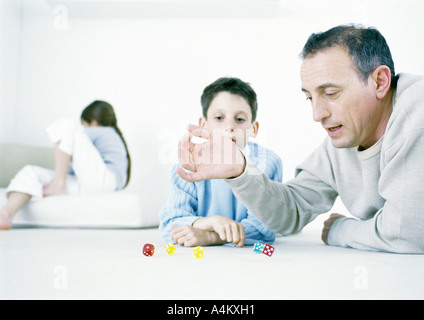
177, 126, 338, 236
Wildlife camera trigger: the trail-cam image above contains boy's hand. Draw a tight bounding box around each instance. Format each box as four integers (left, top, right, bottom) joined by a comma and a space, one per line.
177, 125, 246, 183
171, 225, 225, 247
193, 216, 246, 248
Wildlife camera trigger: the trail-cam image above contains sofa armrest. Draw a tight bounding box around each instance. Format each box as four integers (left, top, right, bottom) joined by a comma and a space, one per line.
0, 144, 54, 188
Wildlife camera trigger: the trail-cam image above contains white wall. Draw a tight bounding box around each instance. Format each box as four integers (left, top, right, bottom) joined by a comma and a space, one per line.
0, 0, 22, 144
2, 0, 424, 215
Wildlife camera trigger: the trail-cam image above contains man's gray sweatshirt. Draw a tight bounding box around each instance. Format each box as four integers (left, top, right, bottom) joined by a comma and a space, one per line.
226, 73, 424, 254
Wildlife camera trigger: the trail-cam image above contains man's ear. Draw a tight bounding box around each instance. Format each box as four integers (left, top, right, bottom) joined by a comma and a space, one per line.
249, 121, 259, 138
371, 65, 392, 100
199, 117, 207, 128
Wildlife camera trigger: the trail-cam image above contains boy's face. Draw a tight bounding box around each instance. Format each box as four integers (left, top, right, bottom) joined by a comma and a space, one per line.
199, 91, 258, 149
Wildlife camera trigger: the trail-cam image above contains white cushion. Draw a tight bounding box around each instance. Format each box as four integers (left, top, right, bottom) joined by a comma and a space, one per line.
0, 188, 160, 228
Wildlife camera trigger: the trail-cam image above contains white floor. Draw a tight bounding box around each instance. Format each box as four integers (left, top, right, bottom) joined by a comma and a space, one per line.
1, 224, 423, 300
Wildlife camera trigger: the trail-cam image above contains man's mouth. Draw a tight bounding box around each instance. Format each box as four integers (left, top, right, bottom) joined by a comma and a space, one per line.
326, 125, 343, 137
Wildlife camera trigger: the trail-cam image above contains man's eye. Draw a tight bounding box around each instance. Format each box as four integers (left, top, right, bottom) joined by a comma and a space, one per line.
325, 91, 339, 98
236, 118, 246, 123
215, 116, 223, 121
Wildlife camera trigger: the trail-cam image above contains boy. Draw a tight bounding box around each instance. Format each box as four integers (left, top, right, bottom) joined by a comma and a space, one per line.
159, 77, 282, 247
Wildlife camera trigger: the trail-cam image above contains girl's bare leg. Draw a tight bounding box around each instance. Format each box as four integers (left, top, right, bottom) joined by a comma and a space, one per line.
0, 192, 32, 230
43, 142, 71, 197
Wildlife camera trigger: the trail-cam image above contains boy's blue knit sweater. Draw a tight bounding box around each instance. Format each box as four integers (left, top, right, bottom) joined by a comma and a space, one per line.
160, 141, 283, 246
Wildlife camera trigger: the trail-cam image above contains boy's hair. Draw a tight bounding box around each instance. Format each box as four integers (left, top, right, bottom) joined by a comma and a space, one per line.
201, 77, 258, 122
300, 24, 397, 88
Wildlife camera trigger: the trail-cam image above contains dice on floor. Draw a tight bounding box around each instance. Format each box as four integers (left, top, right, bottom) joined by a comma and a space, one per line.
253, 242, 265, 254
142, 243, 155, 257
165, 243, 176, 255
253, 241, 275, 257
262, 244, 275, 257
193, 246, 204, 259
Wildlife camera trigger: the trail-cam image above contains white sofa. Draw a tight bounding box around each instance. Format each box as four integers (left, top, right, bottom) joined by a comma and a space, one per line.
0, 143, 161, 228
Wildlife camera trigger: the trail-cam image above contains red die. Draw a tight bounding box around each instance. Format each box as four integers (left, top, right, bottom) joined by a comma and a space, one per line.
143, 243, 155, 257
262, 244, 275, 257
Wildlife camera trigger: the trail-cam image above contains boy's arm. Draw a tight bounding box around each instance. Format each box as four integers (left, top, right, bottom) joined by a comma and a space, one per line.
159, 166, 200, 242
170, 224, 228, 247
192, 151, 283, 246
161, 166, 236, 247
192, 216, 245, 247
238, 214, 276, 245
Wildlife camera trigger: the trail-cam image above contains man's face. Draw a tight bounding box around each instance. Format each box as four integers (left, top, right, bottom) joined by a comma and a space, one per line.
200, 91, 258, 149
300, 47, 382, 150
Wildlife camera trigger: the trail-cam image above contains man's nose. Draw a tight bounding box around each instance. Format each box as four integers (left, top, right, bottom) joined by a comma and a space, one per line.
312, 99, 331, 123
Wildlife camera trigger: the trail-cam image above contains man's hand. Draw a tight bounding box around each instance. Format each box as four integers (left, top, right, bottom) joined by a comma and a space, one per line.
321, 213, 345, 245
193, 216, 246, 248
176, 125, 246, 183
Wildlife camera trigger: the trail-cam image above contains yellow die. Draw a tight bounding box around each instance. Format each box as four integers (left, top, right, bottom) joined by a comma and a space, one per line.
193, 246, 204, 259
165, 243, 176, 255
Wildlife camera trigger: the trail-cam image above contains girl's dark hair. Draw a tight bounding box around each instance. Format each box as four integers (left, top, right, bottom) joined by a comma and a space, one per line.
81, 100, 131, 188
300, 24, 398, 88
201, 77, 258, 122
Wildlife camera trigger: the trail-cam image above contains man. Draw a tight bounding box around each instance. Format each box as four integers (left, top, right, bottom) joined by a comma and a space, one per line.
177, 25, 424, 254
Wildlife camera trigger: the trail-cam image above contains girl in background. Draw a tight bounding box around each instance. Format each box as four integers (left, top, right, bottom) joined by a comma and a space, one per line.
0, 100, 131, 230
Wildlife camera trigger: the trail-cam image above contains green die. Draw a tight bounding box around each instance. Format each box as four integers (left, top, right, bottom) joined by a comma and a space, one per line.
253, 242, 265, 254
